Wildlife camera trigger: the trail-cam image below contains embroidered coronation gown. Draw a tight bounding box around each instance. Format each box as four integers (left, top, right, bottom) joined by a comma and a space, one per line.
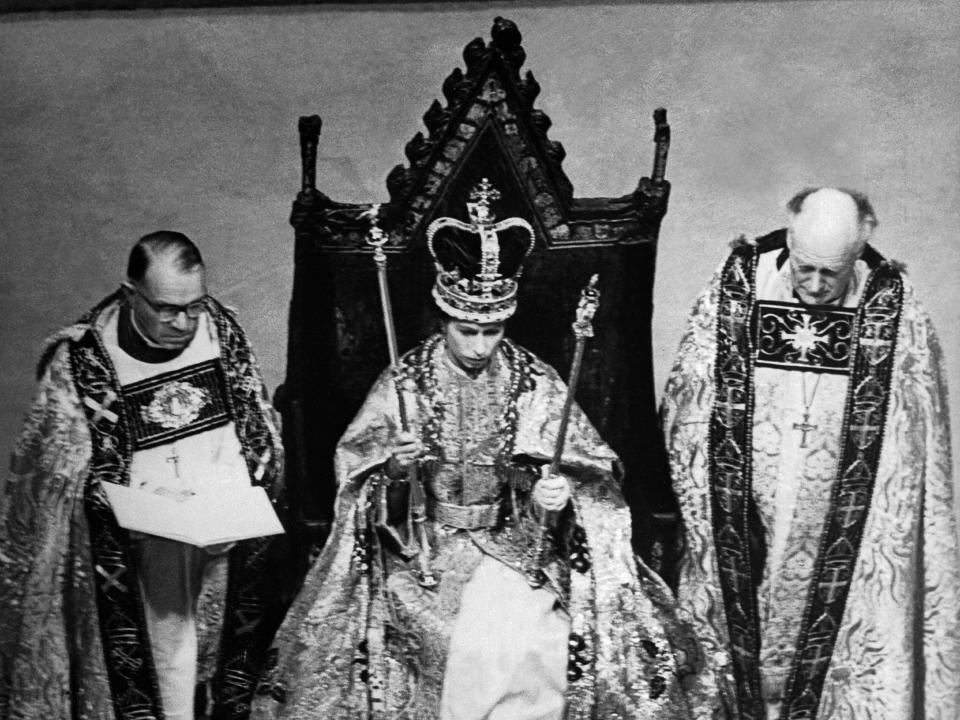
254, 334, 698, 719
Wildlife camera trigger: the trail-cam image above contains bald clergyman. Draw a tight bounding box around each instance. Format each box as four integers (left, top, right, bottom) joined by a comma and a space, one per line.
661, 188, 960, 719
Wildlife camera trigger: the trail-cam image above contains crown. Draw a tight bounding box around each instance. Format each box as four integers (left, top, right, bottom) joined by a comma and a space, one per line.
426, 179, 536, 323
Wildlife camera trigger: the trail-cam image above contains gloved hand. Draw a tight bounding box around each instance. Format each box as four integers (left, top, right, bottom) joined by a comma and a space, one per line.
532, 467, 572, 512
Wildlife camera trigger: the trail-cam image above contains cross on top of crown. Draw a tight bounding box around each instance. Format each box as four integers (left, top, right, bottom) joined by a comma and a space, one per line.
467, 178, 501, 225
470, 178, 501, 206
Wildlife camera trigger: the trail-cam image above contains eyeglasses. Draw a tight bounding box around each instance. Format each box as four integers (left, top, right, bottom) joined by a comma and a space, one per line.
126, 284, 207, 323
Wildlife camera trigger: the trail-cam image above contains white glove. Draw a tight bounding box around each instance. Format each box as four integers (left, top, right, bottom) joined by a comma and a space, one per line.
532, 468, 572, 512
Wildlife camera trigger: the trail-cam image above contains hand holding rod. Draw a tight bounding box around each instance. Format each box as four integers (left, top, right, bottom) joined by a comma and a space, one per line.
527, 274, 601, 588
362, 204, 439, 589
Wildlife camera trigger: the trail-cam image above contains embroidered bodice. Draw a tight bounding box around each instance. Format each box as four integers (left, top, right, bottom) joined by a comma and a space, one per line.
428, 348, 511, 506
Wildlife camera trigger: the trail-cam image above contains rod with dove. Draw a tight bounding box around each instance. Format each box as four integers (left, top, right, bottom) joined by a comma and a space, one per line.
526, 273, 600, 588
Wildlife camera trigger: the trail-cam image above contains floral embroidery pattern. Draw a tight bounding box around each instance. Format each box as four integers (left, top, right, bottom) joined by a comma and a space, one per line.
140, 380, 209, 429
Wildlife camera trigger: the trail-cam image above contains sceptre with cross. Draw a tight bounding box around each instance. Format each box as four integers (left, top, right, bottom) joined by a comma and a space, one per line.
361, 203, 439, 589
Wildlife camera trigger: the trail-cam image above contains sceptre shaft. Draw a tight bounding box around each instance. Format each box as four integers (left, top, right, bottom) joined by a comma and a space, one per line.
526, 274, 601, 588
362, 205, 439, 589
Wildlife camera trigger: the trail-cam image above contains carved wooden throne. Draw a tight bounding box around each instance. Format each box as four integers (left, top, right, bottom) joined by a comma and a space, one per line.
280, 17, 678, 575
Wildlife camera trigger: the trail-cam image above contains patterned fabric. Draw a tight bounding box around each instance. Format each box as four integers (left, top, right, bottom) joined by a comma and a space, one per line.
706, 244, 764, 715
253, 335, 698, 719
755, 301, 856, 374
0, 295, 284, 720
753, 368, 846, 705
122, 358, 231, 450
662, 237, 960, 719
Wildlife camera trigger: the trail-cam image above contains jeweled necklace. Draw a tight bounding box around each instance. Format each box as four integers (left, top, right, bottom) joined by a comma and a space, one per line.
397, 334, 536, 470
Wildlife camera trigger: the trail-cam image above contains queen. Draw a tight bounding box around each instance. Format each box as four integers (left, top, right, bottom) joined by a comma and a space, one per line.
253, 181, 701, 719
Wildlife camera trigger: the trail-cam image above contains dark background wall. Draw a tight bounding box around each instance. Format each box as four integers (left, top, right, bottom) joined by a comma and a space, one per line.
1, 1, 957, 511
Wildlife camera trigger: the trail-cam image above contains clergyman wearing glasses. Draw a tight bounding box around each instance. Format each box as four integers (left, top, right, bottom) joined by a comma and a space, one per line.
0, 231, 285, 719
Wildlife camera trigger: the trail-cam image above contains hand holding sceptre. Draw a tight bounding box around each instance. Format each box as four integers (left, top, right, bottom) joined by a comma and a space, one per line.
361, 204, 439, 589
526, 274, 600, 588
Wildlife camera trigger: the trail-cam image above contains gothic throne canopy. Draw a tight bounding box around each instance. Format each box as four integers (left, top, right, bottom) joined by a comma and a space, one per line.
281, 16, 677, 570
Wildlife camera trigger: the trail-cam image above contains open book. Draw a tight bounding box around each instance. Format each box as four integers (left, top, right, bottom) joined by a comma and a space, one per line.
102, 482, 284, 548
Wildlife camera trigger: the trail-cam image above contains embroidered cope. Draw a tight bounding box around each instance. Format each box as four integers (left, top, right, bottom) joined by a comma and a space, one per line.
662, 236, 960, 720
0, 294, 285, 720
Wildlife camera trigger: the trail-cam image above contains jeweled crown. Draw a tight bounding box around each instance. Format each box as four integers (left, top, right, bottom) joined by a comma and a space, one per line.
426, 179, 535, 322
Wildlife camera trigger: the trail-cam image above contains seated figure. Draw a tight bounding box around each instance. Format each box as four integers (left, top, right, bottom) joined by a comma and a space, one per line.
254, 183, 701, 719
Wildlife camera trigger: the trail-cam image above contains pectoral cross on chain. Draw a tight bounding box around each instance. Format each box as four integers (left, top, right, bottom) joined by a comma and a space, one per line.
166, 445, 182, 480
793, 410, 818, 449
